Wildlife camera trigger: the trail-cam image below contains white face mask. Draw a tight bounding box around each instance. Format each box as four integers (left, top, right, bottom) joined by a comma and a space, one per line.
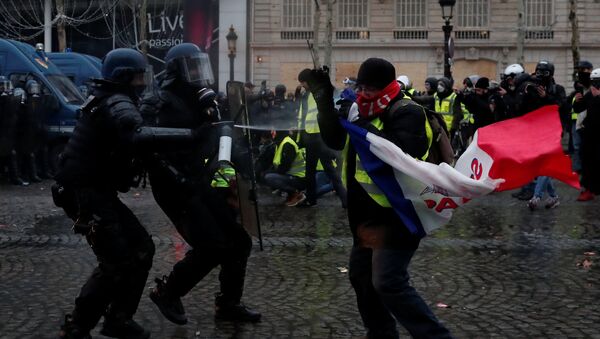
437, 85, 446, 93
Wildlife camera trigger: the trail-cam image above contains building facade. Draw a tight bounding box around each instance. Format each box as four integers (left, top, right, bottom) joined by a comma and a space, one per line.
249, 0, 600, 93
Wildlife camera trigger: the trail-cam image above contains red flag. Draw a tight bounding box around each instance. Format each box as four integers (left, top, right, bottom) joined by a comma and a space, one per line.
475, 105, 579, 191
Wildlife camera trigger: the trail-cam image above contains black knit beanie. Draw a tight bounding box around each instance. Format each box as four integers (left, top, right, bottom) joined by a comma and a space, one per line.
356, 58, 396, 90
475, 77, 490, 89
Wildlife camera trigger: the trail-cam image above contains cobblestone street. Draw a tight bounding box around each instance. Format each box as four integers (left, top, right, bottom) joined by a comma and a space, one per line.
1, 181, 599, 338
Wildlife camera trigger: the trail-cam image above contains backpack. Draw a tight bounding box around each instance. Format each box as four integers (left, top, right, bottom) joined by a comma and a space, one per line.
389, 99, 455, 165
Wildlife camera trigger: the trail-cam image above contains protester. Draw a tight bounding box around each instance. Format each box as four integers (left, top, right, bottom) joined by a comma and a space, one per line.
572, 67, 600, 199
570, 61, 594, 200
499, 63, 525, 119
309, 58, 453, 338
264, 130, 307, 206
296, 68, 347, 208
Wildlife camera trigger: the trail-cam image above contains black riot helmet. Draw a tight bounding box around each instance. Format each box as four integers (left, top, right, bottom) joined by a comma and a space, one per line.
535, 60, 555, 79
101, 48, 147, 85
165, 43, 214, 88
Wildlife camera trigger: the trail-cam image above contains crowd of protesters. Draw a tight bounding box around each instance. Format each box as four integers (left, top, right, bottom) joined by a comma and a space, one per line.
1, 39, 598, 338
240, 59, 600, 211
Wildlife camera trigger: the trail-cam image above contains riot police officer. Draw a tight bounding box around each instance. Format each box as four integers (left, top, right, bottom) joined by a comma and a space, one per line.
0, 77, 29, 185
17, 79, 44, 183
140, 43, 261, 326
54, 48, 206, 339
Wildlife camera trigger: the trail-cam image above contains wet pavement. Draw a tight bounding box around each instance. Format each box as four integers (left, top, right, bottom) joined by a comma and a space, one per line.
1, 180, 600, 338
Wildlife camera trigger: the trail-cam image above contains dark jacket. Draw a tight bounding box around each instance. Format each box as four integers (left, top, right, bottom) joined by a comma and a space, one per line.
573, 91, 600, 193
319, 93, 427, 248
56, 83, 144, 192
459, 91, 494, 129
140, 80, 217, 182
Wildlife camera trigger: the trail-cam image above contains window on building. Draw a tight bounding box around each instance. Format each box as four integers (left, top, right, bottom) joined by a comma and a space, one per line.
456, 0, 489, 28
525, 0, 553, 28
282, 0, 312, 29
338, 0, 368, 29
395, 0, 426, 28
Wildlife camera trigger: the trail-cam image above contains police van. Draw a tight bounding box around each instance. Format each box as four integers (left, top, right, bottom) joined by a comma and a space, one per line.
48, 51, 102, 97
0, 39, 85, 171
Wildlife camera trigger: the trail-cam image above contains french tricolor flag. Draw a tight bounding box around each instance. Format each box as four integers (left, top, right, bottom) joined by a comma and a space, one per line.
341, 105, 579, 237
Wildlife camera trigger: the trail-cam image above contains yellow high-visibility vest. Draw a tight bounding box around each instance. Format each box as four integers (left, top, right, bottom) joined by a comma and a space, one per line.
298, 93, 320, 134
342, 99, 432, 207
571, 96, 579, 121
434, 92, 457, 131
461, 103, 474, 124
273, 136, 306, 178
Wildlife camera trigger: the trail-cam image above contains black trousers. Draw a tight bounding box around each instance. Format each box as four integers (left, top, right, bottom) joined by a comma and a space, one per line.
303, 132, 347, 206
349, 246, 453, 339
150, 176, 252, 303
60, 187, 155, 331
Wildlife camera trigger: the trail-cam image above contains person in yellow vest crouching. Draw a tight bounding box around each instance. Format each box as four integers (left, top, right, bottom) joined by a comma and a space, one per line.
264, 131, 308, 207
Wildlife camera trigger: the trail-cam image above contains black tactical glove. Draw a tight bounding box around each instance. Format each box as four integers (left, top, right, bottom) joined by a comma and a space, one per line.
198, 88, 221, 122
307, 67, 334, 102
307, 67, 335, 117
198, 87, 217, 105
336, 98, 354, 119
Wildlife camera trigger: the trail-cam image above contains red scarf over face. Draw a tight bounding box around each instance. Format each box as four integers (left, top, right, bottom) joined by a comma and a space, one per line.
356, 80, 401, 118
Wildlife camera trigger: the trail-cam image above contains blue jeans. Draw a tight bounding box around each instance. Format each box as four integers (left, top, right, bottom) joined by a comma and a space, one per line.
349, 246, 453, 339
533, 176, 556, 199
263, 173, 305, 195
316, 171, 333, 197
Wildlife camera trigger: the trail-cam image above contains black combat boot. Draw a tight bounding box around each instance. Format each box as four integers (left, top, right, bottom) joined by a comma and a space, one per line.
99, 314, 150, 339
214, 292, 262, 323
8, 150, 29, 186
57, 314, 91, 339
149, 276, 187, 325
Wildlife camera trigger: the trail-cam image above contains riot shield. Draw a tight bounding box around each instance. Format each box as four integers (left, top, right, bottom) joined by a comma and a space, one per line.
227, 80, 263, 250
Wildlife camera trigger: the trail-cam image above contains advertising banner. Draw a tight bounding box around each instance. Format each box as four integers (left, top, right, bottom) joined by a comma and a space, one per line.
42, 0, 219, 85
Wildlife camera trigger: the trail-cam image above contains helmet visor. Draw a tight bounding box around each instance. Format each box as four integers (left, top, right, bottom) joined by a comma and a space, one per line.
179, 53, 214, 87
